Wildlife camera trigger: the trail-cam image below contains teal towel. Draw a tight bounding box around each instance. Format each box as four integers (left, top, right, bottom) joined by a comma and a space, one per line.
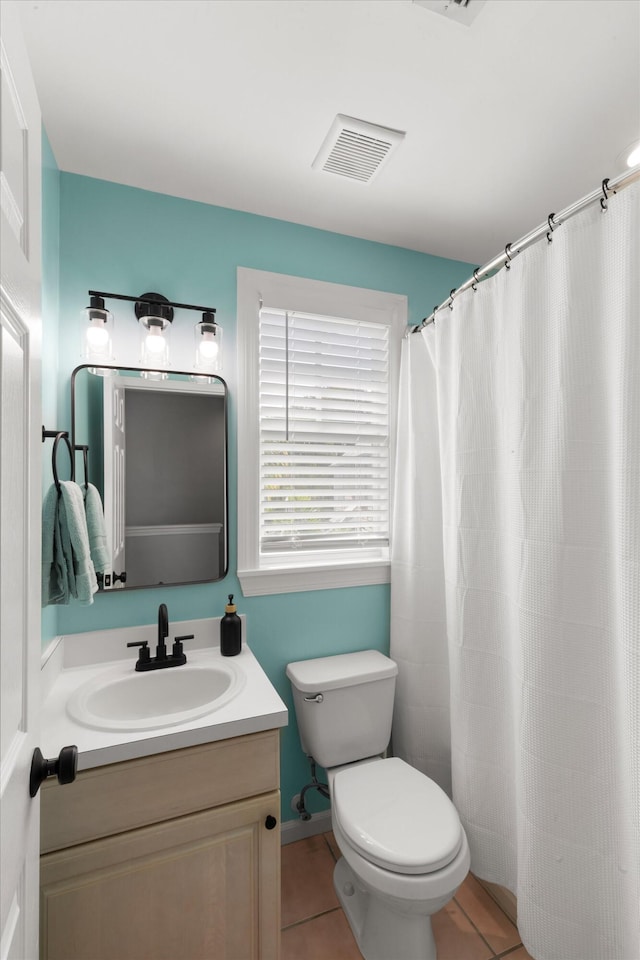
57, 481, 98, 605
84, 483, 110, 575
42, 483, 68, 605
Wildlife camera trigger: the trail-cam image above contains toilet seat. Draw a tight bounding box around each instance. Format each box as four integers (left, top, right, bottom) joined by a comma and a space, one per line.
332, 757, 463, 875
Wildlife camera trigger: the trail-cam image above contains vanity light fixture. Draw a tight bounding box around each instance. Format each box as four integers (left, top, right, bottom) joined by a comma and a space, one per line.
82, 295, 114, 366
195, 311, 223, 373
135, 292, 173, 369
84, 290, 220, 375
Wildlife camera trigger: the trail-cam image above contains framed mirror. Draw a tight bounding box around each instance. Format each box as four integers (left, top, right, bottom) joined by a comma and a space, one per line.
71, 364, 228, 591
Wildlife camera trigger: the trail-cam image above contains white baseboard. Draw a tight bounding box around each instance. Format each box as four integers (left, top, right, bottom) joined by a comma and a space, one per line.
280, 810, 332, 845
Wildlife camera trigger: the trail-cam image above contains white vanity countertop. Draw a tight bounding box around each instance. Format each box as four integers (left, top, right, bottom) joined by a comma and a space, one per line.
40, 616, 288, 771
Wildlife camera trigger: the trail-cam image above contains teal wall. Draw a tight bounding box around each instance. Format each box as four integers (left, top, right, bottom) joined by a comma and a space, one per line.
46, 169, 471, 821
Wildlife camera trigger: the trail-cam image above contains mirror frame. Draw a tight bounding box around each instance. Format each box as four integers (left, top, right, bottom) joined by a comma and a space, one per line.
71, 363, 229, 591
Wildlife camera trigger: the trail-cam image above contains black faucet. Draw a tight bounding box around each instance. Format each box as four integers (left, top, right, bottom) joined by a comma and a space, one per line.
157, 602, 169, 660
127, 603, 193, 671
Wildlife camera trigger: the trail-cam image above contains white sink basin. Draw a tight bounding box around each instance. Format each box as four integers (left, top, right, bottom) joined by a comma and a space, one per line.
67, 660, 245, 732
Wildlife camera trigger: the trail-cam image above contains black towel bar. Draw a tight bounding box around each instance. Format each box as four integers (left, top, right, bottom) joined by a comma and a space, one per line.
75, 444, 89, 491
42, 427, 75, 492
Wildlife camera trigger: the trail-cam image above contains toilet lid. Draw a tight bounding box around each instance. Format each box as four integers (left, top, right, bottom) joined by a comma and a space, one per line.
332, 758, 463, 875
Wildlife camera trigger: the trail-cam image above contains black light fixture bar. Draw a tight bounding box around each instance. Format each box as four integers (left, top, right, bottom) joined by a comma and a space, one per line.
88, 290, 216, 315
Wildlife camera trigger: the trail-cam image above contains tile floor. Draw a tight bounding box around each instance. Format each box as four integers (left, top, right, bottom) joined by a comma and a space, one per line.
281, 833, 535, 960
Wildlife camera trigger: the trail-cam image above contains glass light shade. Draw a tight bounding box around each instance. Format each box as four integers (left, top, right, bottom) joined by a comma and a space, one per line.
82, 302, 114, 363
139, 314, 170, 368
195, 315, 222, 372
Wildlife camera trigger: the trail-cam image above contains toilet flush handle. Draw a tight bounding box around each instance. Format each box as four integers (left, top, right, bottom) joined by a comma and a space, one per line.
303, 693, 324, 703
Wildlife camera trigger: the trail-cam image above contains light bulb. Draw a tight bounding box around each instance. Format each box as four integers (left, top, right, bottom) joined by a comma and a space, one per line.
82, 299, 113, 363
86, 322, 109, 348
194, 314, 222, 372
198, 338, 219, 360
145, 329, 166, 354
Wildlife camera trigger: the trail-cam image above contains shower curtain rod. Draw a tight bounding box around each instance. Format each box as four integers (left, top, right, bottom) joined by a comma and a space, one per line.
412, 165, 640, 333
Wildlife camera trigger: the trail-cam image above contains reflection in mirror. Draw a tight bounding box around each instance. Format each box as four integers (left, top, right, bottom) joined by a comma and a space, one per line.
72, 365, 228, 590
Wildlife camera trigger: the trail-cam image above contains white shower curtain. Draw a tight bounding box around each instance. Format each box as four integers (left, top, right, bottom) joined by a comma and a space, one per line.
390, 330, 451, 796
391, 181, 639, 960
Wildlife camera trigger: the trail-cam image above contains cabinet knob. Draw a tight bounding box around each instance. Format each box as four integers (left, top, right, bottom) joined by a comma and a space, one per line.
265, 815, 277, 830
29, 745, 78, 798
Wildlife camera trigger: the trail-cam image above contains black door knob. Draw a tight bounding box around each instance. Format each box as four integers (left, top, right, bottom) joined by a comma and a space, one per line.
29, 745, 78, 798
265, 815, 277, 830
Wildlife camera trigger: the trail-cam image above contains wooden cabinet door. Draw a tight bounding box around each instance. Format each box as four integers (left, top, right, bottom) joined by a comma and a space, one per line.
40, 791, 280, 960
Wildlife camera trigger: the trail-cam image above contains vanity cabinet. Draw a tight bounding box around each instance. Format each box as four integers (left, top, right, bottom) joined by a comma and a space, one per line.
39, 729, 281, 960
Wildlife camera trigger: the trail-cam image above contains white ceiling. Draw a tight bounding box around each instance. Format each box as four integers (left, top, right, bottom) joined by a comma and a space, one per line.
19, 0, 640, 265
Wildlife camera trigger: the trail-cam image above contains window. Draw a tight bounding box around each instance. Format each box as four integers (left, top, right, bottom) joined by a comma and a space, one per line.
237, 268, 406, 596
259, 308, 390, 555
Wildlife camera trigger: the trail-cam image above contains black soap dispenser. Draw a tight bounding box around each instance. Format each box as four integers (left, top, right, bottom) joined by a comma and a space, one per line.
220, 594, 242, 656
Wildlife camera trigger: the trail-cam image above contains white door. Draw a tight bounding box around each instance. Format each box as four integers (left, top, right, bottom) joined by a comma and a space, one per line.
0, 4, 42, 958
103, 377, 126, 586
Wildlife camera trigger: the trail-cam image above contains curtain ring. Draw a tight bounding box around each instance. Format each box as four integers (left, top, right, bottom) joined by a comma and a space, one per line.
546, 213, 556, 242
471, 268, 480, 292
600, 178, 610, 212
448, 289, 456, 310
432, 306, 439, 325
504, 243, 513, 269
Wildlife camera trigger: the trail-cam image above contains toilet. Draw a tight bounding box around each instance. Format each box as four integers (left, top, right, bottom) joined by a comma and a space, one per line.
286, 650, 470, 960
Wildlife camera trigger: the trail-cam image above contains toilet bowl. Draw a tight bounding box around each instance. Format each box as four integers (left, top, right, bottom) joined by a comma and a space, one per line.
286, 650, 470, 960
328, 757, 470, 960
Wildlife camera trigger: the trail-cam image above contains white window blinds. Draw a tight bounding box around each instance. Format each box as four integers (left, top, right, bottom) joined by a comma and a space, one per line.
259, 308, 390, 555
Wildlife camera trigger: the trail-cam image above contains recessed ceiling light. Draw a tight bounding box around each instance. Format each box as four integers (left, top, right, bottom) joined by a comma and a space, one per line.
617, 138, 640, 171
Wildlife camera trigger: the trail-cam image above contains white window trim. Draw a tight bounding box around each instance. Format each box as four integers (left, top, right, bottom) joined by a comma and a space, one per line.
237, 267, 406, 596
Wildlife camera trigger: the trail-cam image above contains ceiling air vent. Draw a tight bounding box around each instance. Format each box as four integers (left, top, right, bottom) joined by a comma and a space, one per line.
413, 0, 486, 27
312, 115, 406, 184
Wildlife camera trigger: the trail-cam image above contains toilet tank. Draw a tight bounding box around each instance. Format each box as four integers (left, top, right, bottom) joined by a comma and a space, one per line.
286, 650, 398, 769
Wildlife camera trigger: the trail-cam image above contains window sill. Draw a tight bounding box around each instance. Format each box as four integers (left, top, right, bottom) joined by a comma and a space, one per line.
237, 560, 391, 597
